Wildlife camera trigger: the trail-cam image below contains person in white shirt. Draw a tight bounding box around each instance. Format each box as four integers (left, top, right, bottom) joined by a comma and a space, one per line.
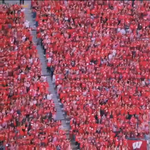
117, 28, 126, 34
47, 57, 52, 63
47, 93, 53, 100
22, 35, 26, 42
24, 20, 30, 28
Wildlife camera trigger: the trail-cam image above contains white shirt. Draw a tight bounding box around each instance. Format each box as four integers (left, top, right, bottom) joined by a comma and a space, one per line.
29, 58, 33, 64
117, 28, 126, 34
112, 50, 116, 56
47, 94, 53, 100
21, 8, 25, 12
41, 76, 47, 82
22, 35, 26, 41
52, 75, 55, 82
120, 29, 126, 34
47, 57, 52, 63
24, 20, 30, 28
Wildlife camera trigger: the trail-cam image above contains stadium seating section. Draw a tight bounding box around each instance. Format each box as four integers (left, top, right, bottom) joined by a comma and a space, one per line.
0, 4, 70, 150
32, 1, 150, 149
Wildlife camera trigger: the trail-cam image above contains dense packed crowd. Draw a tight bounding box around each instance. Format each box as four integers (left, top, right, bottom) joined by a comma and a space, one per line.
33, 0, 150, 149
0, 4, 70, 150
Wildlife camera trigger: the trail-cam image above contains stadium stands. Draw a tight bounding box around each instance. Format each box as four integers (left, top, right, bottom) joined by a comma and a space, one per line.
0, 4, 71, 150
34, 1, 150, 149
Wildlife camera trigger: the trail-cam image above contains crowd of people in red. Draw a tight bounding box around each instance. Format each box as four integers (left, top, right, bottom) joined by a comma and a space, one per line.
0, 4, 71, 150
32, 0, 150, 149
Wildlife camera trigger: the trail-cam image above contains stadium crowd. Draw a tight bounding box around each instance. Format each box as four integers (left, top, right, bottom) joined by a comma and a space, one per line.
0, 4, 71, 150
33, 0, 150, 149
